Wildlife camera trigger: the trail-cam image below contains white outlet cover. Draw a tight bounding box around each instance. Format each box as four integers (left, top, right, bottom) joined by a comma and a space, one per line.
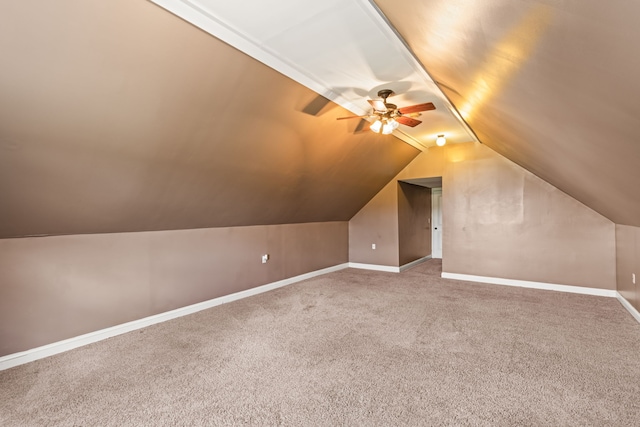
372, 244, 376, 250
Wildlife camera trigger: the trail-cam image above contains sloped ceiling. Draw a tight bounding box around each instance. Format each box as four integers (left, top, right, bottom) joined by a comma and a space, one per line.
375, 0, 640, 227
3, 0, 640, 239
149, 0, 477, 149
150, 0, 640, 229
0, 1, 418, 238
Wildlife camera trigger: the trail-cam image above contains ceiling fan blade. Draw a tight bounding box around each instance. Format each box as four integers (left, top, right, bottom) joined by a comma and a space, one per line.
336, 115, 369, 120
398, 102, 435, 114
368, 99, 387, 112
396, 116, 422, 127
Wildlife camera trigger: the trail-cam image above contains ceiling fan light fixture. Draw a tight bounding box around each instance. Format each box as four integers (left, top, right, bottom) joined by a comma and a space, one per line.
337, 89, 435, 135
381, 119, 399, 135
436, 134, 446, 146
370, 119, 383, 133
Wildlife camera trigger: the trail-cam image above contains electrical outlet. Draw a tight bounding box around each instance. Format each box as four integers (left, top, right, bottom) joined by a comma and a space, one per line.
262, 254, 269, 264
633, 273, 636, 284
372, 244, 376, 250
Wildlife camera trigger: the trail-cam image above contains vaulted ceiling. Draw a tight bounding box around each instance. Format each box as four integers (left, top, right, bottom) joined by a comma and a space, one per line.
375, 0, 640, 227
0, 1, 419, 238
2, 0, 640, 238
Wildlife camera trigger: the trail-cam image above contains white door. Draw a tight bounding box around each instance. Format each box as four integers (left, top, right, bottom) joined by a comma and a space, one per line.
431, 188, 442, 258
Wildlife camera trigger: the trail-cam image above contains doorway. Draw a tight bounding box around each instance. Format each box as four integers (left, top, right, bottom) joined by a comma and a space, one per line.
431, 187, 442, 259
399, 177, 443, 261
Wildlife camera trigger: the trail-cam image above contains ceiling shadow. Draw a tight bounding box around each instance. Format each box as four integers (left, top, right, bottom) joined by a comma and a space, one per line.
300, 94, 335, 116
353, 118, 370, 134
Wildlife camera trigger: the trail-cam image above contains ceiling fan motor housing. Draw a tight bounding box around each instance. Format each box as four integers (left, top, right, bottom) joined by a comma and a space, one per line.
336, 88, 434, 129
377, 89, 395, 101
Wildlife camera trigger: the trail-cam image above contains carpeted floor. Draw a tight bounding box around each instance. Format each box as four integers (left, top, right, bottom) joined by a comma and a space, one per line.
2, 259, 640, 426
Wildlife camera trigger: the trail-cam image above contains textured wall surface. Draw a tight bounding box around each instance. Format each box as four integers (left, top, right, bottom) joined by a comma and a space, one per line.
443, 144, 615, 288
349, 185, 401, 266
616, 225, 640, 311
0, 222, 348, 356
350, 142, 616, 289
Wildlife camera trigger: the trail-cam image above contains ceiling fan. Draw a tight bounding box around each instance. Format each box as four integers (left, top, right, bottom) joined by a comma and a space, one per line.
337, 89, 435, 134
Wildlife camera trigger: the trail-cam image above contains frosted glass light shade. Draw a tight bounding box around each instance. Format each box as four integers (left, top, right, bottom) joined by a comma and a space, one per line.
370, 119, 382, 133
381, 119, 399, 134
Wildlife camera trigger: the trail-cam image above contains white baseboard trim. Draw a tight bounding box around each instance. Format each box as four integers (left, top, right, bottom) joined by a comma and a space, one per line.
0, 263, 350, 372
441, 272, 617, 298
348, 255, 432, 274
348, 262, 400, 273
616, 292, 640, 324
399, 255, 432, 272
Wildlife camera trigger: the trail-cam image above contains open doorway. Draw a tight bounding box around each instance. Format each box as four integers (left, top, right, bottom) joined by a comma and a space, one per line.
400, 177, 443, 260
397, 182, 431, 266
431, 187, 442, 259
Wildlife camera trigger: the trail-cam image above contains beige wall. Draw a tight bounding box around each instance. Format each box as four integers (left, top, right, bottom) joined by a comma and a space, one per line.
398, 182, 431, 266
0, 0, 419, 239
349, 147, 445, 266
0, 222, 348, 357
350, 142, 616, 289
616, 225, 640, 311
349, 183, 401, 266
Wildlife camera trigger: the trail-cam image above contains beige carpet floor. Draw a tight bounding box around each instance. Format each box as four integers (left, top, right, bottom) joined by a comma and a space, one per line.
1, 259, 640, 426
